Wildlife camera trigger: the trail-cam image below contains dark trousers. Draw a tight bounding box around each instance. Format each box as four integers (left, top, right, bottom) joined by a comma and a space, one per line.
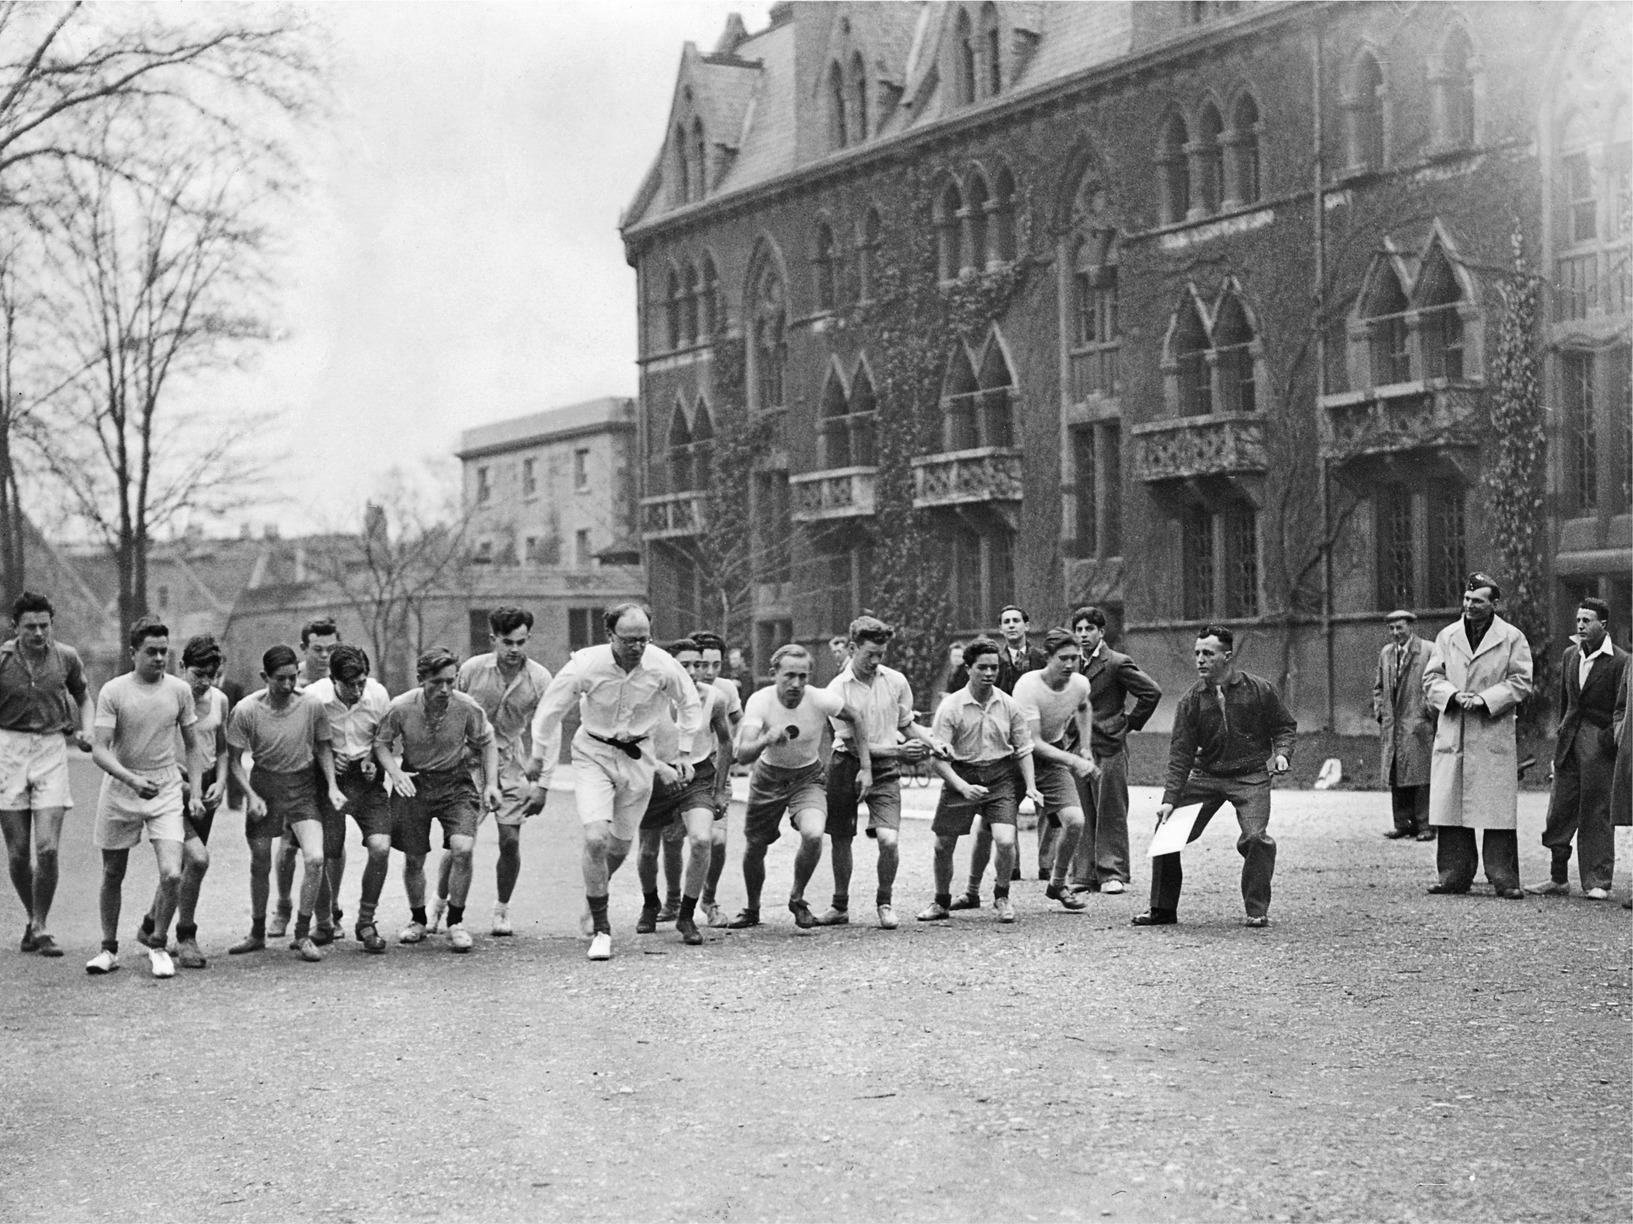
1390, 781, 1431, 834
1070, 747, 1132, 886
1434, 826, 1520, 892
1149, 771, 1275, 918
1542, 732, 1617, 891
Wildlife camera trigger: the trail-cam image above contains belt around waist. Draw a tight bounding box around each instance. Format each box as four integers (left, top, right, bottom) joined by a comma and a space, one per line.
404, 766, 469, 780
588, 731, 646, 760
953, 757, 1015, 774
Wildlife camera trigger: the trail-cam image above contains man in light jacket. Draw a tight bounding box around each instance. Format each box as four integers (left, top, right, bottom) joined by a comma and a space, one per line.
1423, 573, 1534, 898
1372, 610, 1435, 841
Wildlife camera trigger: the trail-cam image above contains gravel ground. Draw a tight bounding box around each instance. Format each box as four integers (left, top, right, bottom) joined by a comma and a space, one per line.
0, 757, 1627, 1223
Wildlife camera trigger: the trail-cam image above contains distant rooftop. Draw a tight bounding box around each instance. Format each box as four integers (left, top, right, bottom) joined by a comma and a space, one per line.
456, 397, 636, 459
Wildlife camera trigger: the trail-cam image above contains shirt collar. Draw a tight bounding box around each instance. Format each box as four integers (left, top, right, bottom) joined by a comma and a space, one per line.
959, 685, 1000, 708
1583, 637, 1614, 661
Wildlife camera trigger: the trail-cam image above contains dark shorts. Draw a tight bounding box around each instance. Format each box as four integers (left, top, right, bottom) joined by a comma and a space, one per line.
1034, 757, 1081, 824
641, 759, 718, 832
744, 759, 827, 847
321, 759, 392, 845
825, 753, 902, 839
932, 759, 1021, 838
179, 768, 218, 844
247, 766, 319, 842
390, 769, 481, 856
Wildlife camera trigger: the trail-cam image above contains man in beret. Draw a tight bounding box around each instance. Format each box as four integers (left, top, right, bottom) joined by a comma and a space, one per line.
1372, 610, 1436, 841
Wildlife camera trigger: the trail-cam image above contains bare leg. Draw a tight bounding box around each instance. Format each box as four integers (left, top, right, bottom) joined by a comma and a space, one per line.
495, 823, 522, 904
637, 827, 662, 895
0, 809, 34, 925
357, 835, 391, 923
991, 823, 1018, 883
320, 848, 346, 927
274, 835, 297, 914
741, 841, 768, 911
435, 849, 452, 904
403, 854, 427, 910
682, 808, 713, 898
661, 833, 683, 906
29, 808, 65, 934
445, 835, 475, 907
790, 808, 826, 902
1050, 809, 1085, 887
874, 828, 899, 904
176, 838, 210, 927
704, 825, 727, 904
247, 837, 273, 929
98, 848, 130, 945
149, 839, 183, 941
933, 834, 959, 895
965, 818, 992, 897
287, 820, 326, 923
829, 836, 854, 904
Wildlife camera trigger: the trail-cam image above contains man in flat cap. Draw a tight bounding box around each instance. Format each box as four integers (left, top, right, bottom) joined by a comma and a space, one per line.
1372, 610, 1436, 841
1422, 573, 1533, 898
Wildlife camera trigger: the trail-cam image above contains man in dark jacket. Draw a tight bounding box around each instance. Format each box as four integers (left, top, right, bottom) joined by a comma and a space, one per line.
1527, 597, 1628, 900
1134, 626, 1295, 929
1067, 606, 1161, 895
1372, 610, 1436, 841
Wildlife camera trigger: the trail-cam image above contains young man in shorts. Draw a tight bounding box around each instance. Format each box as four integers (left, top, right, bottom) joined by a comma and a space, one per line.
1012, 629, 1101, 913
0, 589, 94, 958
86, 618, 204, 977
691, 630, 741, 926
271, 616, 341, 939
918, 637, 1041, 924
452, 607, 551, 936
137, 634, 228, 968
820, 616, 950, 931
306, 645, 394, 953
528, 603, 701, 961
226, 645, 346, 962
377, 647, 500, 953
635, 638, 733, 945
729, 644, 869, 931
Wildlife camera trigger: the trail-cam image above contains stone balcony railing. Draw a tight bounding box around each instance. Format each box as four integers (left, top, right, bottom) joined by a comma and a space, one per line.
789, 466, 877, 523
1318, 382, 1483, 462
910, 447, 1024, 509
639, 490, 705, 540
1130, 413, 1266, 483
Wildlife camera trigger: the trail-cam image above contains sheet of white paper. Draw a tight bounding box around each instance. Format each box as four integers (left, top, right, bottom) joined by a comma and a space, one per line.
1147, 803, 1206, 858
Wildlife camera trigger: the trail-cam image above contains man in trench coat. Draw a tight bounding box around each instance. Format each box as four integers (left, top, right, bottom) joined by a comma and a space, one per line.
1372, 610, 1436, 841
1527, 597, 1628, 899
1422, 573, 1534, 898
1611, 664, 1630, 907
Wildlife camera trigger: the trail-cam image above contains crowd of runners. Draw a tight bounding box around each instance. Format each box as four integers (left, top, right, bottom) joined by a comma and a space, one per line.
2, 571, 1625, 975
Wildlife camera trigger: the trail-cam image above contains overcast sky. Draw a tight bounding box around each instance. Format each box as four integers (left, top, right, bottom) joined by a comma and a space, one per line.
210, 1, 771, 534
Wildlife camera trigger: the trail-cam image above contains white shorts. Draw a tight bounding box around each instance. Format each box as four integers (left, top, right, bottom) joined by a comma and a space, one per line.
570, 730, 656, 844
0, 729, 73, 812
94, 773, 185, 849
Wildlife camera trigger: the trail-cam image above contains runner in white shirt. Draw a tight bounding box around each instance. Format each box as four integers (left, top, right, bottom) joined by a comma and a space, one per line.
634, 637, 733, 946
527, 603, 701, 962
729, 644, 869, 931
305, 645, 394, 952
86, 618, 203, 978
136, 635, 228, 969
690, 631, 741, 926
1011, 629, 1100, 913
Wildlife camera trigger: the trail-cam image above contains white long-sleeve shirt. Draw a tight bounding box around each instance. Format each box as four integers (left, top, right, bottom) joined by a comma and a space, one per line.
528, 643, 702, 787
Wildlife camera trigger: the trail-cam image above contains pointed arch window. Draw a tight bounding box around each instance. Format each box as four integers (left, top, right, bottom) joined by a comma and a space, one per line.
814, 221, 837, 312
991, 167, 1017, 263
1365, 265, 1411, 385
966, 174, 990, 270
672, 124, 690, 204
667, 403, 694, 492
1228, 94, 1261, 207
1158, 113, 1190, 225
751, 264, 787, 411
1435, 27, 1476, 150
936, 180, 964, 281
691, 401, 715, 488
1345, 53, 1386, 173
681, 262, 699, 345
978, 341, 1015, 448
690, 118, 707, 200
1194, 103, 1224, 216
857, 207, 881, 302
849, 52, 869, 142
1070, 228, 1119, 401
827, 62, 848, 150
665, 267, 683, 350
848, 366, 877, 466
1562, 112, 1597, 245
818, 367, 875, 469
942, 347, 981, 450
954, 9, 977, 106
1214, 294, 1256, 414
1173, 300, 1212, 416
1418, 253, 1466, 381
700, 256, 721, 337
979, 3, 1002, 98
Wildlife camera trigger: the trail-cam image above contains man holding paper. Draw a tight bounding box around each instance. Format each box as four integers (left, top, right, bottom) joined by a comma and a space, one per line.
1134, 625, 1296, 929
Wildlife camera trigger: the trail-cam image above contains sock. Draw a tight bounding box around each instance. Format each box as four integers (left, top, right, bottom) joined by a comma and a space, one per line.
493, 901, 508, 914
935, 892, 951, 909
665, 887, 680, 907
332, 908, 344, 925
447, 905, 464, 928
587, 894, 611, 935
831, 894, 849, 913
875, 889, 891, 908
250, 918, 266, 939
679, 894, 697, 921
276, 900, 292, 917
101, 938, 118, 953
176, 923, 197, 942
410, 906, 428, 927
358, 902, 376, 926
642, 891, 660, 911
994, 885, 1010, 900
139, 914, 155, 937
294, 914, 311, 940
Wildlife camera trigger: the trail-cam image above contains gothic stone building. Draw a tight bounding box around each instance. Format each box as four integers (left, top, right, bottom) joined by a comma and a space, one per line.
620, 0, 1631, 733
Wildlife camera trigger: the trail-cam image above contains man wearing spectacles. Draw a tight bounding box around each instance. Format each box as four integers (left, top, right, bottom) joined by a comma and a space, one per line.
527, 603, 701, 961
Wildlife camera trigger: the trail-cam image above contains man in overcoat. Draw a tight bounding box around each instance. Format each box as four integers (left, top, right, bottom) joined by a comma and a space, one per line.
1612, 664, 1630, 907
1373, 610, 1436, 841
1423, 574, 1534, 898
1526, 597, 1627, 899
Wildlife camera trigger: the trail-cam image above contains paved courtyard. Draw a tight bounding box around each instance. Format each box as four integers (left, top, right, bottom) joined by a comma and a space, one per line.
0, 758, 1628, 1222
